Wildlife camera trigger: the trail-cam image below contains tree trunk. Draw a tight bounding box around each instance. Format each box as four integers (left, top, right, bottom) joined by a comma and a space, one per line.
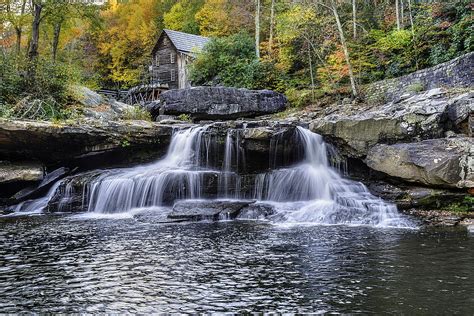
269, 0, 275, 52
308, 48, 315, 102
407, 0, 414, 36
255, 0, 261, 59
14, 0, 27, 54
400, 0, 404, 29
52, 21, 62, 62
331, 0, 358, 98
15, 28, 22, 54
395, 0, 401, 30
352, 0, 357, 39
28, 3, 42, 63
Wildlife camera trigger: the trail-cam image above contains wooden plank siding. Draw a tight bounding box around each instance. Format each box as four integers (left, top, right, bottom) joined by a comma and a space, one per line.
151, 35, 179, 89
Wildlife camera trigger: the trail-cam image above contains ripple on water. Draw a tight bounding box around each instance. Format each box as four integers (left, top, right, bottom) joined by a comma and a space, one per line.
0, 214, 473, 313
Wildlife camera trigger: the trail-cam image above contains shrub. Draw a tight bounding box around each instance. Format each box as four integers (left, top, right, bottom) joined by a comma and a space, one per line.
121, 106, 152, 121
0, 53, 83, 120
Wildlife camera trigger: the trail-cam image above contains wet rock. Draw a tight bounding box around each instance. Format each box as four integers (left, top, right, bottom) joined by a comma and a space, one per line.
402, 209, 464, 226
168, 200, 253, 221
238, 203, 276, 220
158, 87, 287, 120
12, 167, 70, 203
310, 89, 473, 157
366, 137, 474, 188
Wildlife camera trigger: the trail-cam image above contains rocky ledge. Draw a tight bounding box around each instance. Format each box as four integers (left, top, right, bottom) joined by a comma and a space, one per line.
0, 119, 174, 164
309, 89, 473, 158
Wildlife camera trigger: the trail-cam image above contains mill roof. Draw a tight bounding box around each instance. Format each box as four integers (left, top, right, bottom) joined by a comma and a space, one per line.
153, 29, 210, 55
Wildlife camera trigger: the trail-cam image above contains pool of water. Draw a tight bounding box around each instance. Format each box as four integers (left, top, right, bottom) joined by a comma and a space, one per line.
0, 212, 473, 313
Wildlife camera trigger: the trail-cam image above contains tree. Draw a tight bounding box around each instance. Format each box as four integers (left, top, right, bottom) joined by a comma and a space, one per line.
255, 0, 261, 58
195, 0, 232, 36
3, 0, 29, 54
163, 0, 203, 34
315, 0, 358, 97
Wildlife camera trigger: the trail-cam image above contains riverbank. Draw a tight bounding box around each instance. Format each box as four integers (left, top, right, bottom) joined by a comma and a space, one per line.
1, 77, 473, 226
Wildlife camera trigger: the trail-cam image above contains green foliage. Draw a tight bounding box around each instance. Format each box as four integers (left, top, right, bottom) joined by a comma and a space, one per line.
177, 114, 191, 122
447, 196, 474, 213
121, 106, 152, 121
407, 82, 425, 93
285, 88, 316, 108
190, 32, 286, 91
0, 53, 82, 120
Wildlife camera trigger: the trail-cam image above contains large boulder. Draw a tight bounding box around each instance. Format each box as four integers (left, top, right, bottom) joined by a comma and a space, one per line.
156, 86, 287, 120
310, 89, 473, 158
366, 137, 474, 188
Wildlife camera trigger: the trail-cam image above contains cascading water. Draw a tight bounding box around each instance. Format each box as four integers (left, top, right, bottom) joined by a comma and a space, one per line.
11, 124, 413, 228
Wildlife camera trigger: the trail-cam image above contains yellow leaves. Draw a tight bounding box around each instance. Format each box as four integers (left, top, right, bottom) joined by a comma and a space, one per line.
96, 0, 161, 85
195, 0, 230, 37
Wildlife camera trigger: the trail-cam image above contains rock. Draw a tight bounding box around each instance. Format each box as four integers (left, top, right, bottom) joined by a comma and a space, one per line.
157, 87, 287, 120
446, 92, 474, 135
238, 203, 276, 219
310, 89, 473, 157
0, 119, 174, 164
168, 200, 253, 221
73, 86, 134, 120
366, 137, 474, 188
367, 180, 472, 212
74, 86, 104, 108
0, 161, 44, 184
12, 167, 71, 203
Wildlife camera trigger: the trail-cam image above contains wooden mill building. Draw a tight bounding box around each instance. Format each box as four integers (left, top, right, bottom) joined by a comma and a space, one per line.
150, 29, 209, 89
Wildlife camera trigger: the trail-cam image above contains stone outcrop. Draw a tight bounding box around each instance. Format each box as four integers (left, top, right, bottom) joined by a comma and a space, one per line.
310, 89, 473, 158
366, 137, 474, 189
0, 119, 174, 164
0, 161, 44, 184
74, 86, 134, 120
152, 86, 287, 120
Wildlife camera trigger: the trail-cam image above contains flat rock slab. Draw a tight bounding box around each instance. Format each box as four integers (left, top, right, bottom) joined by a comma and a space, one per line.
168, 200, 254, 221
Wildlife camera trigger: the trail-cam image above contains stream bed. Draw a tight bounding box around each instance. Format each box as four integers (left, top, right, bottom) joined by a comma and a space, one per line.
1, 213, 472, 313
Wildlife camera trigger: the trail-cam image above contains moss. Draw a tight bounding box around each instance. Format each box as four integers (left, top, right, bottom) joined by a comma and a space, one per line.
407, 82, 425, 93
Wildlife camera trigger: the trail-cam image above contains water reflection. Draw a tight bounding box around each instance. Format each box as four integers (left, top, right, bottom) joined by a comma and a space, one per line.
0, 215, 472, 313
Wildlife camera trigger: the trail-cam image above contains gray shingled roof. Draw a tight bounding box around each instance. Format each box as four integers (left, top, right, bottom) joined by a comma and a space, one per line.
163, 29, 209, 53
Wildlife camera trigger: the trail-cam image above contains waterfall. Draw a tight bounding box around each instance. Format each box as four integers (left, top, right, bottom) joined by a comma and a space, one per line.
11, 124, 413, 228
87, 126, 211, 213
252, 127, 412, 227
12, 181, 63, 214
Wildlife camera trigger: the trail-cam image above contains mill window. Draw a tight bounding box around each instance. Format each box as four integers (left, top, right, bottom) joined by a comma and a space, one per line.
170, 53, 175, 64
170, 69, 176, 82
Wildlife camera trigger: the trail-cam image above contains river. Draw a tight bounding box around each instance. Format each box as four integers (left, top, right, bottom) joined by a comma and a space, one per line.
1, 213, 472, 313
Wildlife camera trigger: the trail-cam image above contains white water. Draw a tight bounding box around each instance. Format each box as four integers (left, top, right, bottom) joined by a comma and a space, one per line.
11, 125, 414, 228
11, 181, 63, 215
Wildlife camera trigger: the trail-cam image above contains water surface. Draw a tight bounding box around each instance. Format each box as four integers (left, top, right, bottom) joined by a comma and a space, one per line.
0, 213, 472, 313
